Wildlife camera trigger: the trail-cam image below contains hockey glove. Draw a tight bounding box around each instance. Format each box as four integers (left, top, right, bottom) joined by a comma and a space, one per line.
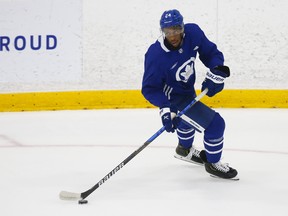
160, 107, 179, 133
201, 65, 230, 97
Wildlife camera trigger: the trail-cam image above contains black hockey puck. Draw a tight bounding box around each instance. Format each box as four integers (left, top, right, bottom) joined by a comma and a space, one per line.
78, 199, 88, 204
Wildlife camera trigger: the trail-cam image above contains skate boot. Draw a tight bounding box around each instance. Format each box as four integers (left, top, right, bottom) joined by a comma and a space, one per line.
200, 150, 238, 180
174, 144, 204, 165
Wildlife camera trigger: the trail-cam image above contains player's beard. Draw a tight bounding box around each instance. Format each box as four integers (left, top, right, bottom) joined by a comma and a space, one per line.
169, 38, 181, 47
165, 33, 183, 50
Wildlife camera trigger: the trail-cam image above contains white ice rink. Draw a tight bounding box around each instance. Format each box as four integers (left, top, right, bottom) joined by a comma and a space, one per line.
1, 108, 288, 216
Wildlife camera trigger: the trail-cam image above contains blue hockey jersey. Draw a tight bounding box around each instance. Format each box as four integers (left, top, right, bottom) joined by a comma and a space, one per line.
141, 23, 224, 108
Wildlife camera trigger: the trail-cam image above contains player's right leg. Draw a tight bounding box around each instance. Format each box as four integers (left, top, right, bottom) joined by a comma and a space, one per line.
174, 122, 203, 165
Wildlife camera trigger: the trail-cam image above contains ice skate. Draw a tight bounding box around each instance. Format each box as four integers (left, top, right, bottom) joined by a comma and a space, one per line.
200, 150, 239, 180
174, 144, 204, 165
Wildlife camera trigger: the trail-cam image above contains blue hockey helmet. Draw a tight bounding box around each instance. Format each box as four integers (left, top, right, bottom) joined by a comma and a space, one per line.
160, 9, 184, 29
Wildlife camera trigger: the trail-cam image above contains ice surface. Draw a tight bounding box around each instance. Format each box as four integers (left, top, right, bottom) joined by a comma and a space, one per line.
0, 108, 287, 216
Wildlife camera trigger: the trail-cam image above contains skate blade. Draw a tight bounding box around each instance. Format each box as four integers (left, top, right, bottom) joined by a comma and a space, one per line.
210, 174, 240, 181
174, 154, 204, 166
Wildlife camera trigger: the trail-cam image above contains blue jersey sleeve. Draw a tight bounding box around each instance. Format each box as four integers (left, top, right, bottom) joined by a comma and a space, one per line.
193, 24, 224, 68
141, 46, 170, 108
184, 24, 224, 68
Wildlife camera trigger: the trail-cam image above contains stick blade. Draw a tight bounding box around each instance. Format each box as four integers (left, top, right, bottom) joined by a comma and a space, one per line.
59, 191, 81, 200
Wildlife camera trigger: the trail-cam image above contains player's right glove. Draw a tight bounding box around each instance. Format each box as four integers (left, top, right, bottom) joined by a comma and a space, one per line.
201, 65, 230, 97
159, 107, 180, 133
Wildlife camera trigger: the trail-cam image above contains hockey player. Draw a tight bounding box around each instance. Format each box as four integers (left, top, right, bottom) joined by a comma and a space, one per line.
141, 9, 238, 179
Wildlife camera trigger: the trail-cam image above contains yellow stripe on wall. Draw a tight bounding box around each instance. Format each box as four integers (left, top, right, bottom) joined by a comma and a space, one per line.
201, 89, 288, 108
0, 89, 287, 112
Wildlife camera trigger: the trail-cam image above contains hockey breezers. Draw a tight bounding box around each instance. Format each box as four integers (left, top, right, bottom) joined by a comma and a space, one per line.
59, 88, 209, 203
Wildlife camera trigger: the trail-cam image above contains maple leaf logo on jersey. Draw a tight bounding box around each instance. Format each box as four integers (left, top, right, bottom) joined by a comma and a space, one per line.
175, 57, 195, 83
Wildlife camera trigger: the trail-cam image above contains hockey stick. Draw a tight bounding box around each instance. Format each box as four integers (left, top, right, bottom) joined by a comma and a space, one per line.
59, 88, 208, 203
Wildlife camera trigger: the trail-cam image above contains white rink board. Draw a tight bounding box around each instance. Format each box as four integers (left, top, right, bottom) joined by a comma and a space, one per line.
0, 0, 82, 83
0, 0, 288, 92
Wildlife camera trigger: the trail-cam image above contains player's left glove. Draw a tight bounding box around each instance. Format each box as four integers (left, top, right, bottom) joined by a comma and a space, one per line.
201, 65, 230, 97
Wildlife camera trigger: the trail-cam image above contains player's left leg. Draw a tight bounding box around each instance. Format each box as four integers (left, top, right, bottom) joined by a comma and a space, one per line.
203, 112, 225, 163
201, 113, 238, 179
